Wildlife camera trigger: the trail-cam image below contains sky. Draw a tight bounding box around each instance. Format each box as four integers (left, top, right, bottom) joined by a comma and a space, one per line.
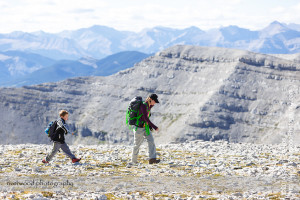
0, 0, 300, 33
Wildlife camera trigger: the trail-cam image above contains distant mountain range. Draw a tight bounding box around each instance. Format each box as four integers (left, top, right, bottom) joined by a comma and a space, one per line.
0, 51, 57, 85
1, 21, 300, 87
1, 21, 300, 60
0, 51, 149, 86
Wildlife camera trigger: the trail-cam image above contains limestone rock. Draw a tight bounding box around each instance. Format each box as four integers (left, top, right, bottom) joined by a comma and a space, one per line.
0, 45, 299, 144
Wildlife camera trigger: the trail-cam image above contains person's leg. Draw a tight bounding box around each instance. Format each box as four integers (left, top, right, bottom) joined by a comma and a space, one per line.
131, 128, 145, 163
45, 142, 61, 162
144, 131, 157, 160
60, 143, 76, 159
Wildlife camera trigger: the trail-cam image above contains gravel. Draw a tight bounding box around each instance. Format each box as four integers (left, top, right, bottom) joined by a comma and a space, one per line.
0, 140, 299, 199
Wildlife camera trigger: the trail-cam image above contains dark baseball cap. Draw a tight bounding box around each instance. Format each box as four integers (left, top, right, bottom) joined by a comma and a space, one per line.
149, 93, 159, 103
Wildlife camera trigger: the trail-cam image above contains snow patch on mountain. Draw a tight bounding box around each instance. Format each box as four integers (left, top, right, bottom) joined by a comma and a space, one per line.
78, 56, 98, 68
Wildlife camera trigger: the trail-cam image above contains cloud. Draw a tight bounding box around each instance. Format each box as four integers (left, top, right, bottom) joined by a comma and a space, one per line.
0, 0, 300, 33
69, 8, 95, 14
271, 6, 286, 13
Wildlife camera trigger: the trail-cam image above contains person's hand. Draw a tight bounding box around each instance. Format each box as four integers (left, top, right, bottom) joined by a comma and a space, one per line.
155, 128, 159, 132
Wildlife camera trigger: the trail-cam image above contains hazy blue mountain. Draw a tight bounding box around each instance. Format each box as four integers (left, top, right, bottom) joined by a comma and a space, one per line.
0, 51, 56, 85
5, 60, 94, 86
154, 26, 205, 48
0, 31, 86, 60
2, 51, 149, 86
121, 26, 205, 53
287, 23, 300, 31
219, 25, 259, 42
94, 51, 151, 76
59, 25, 131, 58
0, 61, 10, 83
1, 21, 300, 60
256, 21, 300, 53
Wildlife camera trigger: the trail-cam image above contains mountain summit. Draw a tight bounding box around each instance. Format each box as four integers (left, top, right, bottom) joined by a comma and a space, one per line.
0, 22, 300, 60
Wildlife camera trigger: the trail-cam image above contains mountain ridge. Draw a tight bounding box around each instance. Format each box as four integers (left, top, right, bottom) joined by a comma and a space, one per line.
0, 45, 299, 145
0, 21, 300, 60
1, 51, 149, 86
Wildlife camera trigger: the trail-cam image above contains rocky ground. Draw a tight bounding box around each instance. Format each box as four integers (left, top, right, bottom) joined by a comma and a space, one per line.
0, 140, 300, 199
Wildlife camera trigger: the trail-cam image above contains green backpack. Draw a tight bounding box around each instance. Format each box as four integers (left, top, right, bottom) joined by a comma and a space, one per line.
126, 96, 151, 135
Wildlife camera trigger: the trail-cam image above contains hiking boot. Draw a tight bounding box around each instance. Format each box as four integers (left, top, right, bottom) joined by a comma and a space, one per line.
72, 158, 81, 163
149, 158, 160, 164
42, 159, 49, 164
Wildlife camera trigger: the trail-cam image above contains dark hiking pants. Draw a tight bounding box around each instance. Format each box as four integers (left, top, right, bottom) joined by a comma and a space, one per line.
45, 142, 76, 162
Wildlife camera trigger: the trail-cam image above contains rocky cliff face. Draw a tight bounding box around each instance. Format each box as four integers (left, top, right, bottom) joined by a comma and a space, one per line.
0, 45, 299, 145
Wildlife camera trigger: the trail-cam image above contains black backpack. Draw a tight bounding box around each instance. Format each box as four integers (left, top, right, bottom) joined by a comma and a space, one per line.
45, 120, 58, 140
126, 96, 143, 126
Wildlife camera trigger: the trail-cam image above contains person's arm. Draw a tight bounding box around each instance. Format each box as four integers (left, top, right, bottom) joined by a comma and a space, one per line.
57, 119, 70, 135
140, 104, 158, 130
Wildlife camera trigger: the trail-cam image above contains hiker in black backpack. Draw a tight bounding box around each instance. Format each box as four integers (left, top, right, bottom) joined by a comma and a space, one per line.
42, 110, 81, 164
127, 94, 160, 165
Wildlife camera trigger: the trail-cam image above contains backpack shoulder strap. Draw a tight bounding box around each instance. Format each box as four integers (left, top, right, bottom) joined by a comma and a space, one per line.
142, 102, 151, 116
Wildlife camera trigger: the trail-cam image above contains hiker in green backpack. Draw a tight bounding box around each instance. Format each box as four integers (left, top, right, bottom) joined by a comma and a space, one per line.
130, 94, 160, 164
